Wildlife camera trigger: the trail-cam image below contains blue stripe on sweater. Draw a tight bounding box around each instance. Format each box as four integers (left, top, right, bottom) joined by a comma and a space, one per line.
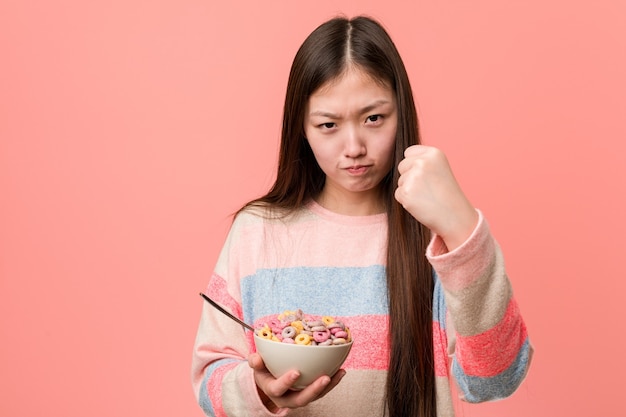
432, 272, 446, 330
452, 337, 532, 402
240, 265, 388, 324
198, 358, 240, 416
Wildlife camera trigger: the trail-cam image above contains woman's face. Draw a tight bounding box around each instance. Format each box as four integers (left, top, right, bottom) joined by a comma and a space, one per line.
304, 67, 397, 214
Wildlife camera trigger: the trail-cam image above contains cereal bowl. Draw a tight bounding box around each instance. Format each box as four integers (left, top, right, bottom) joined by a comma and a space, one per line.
253, 333, 353, 390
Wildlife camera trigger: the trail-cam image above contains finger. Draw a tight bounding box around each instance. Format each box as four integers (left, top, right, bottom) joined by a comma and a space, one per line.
393, 185, 403, 203
316, 369, 346, 399
397, 173, 404, 187
397, 152, 426, 175
248, 353, 264, 370
404, 144, 428, 157
397, 154, 419, 175
249, 353, 300, 399
394, 186, 410, 209
281, 374, 332, 408
271, 370, 345, 409
263, 369, 302, 399
397, 157, 409, 175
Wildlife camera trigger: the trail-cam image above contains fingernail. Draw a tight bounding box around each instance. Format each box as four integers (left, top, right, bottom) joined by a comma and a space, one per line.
321, 376, 331, 386
291, 371, 300, 381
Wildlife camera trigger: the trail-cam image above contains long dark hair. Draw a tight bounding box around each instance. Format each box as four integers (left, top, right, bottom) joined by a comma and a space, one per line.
242, 16, 436, 417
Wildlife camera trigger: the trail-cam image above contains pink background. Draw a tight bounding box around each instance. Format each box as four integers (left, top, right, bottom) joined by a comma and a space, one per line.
2, 0, 625, 415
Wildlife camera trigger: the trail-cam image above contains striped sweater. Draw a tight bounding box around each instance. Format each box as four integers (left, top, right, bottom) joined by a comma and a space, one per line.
191, 201, 532, 417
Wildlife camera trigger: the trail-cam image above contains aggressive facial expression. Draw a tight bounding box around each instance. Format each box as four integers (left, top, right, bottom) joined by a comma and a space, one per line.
304, 67, 397, 213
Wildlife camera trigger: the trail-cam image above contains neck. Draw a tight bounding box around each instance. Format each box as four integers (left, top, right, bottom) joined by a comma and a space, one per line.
316, 187, 385, 216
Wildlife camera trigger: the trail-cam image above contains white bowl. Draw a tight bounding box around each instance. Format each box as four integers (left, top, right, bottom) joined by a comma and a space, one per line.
253, 334, 353, 390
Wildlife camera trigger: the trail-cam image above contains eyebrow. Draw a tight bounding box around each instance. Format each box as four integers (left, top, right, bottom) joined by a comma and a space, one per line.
309, 99, 392, 118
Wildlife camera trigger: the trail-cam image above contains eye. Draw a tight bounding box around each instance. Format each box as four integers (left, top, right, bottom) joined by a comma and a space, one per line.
366, 115, 383, 124
319, 122, 336, 129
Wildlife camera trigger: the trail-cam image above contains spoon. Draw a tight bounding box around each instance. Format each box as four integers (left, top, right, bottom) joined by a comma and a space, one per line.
199, 292, 255, 331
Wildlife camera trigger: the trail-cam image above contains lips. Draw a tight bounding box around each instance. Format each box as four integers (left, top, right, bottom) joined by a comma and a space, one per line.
345, 165, 369, 175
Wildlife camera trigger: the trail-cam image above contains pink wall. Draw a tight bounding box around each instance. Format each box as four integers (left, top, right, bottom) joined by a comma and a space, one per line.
2, 0, 625, 415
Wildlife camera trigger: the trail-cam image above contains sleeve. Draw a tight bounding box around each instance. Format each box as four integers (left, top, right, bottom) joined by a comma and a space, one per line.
427, 210, 533, 403
191, 215, 289, 417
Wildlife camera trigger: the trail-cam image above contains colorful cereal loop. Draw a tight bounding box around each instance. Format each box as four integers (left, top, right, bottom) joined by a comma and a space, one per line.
295, 333, 312, 345
257, 326, 273, 340
290, 320, 304, 333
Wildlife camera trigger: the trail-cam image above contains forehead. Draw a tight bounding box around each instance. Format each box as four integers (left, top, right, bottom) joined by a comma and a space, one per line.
308, 67, 395, 110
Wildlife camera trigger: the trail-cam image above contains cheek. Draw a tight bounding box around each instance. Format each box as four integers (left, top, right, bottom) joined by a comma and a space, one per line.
380, 145, 396, 173
377, 130, 397, 168
307, 139, 335, 168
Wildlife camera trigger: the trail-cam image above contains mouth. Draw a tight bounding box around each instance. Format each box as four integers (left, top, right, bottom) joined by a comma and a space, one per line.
345, 165, 370, 175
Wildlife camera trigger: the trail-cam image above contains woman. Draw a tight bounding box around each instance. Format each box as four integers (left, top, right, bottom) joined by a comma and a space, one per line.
192, 15, 532, 417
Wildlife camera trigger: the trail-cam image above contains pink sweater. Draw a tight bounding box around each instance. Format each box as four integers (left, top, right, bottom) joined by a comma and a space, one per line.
191, 201, 532, 416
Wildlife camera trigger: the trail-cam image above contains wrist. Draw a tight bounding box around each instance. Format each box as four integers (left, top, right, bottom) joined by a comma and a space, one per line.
437, 207, 479, 251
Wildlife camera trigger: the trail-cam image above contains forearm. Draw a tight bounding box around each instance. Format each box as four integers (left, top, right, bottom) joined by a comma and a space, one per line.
192, 275, 287, 417
428, 211, 533, 401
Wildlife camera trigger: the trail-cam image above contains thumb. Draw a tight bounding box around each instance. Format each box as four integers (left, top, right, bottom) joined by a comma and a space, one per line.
248, 352, 265, 370
403, 144, 429, 157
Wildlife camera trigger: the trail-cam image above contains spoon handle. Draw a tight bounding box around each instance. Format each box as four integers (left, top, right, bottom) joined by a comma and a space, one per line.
199, 292, 255, 331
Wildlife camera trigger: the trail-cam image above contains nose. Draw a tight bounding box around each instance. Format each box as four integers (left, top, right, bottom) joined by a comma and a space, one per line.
343, 125, 366, 158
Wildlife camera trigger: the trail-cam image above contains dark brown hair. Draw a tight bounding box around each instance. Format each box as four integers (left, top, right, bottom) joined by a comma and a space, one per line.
242, 16, 436, 417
